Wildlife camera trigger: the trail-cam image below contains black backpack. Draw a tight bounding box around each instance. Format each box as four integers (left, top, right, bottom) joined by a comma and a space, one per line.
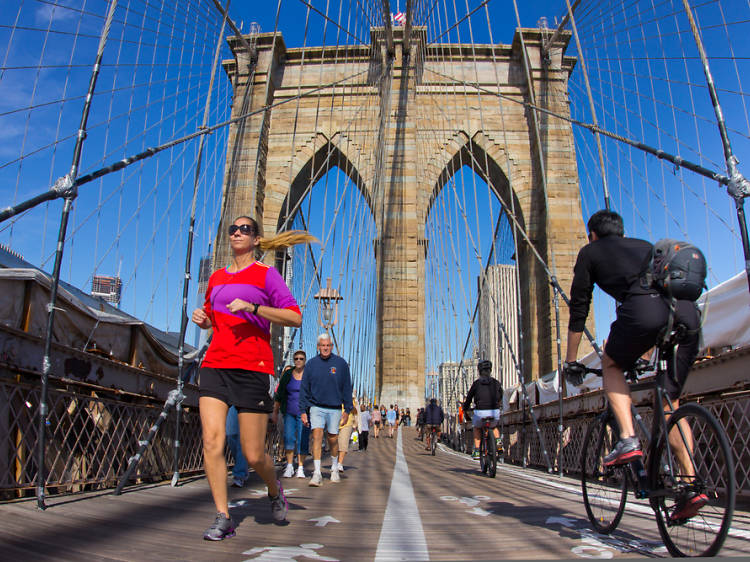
644, 239, 707, 301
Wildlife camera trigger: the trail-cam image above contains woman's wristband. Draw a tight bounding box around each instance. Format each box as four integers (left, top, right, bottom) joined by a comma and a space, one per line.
251, 302, 259, 314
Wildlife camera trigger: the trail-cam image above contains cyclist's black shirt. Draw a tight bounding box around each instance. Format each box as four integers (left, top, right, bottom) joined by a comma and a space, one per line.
569, 235, 656, 332
462, 376, 503, 411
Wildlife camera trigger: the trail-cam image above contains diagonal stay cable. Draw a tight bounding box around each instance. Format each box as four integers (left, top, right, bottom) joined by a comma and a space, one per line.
0, 67, 370, 224
423, 67, 735, 187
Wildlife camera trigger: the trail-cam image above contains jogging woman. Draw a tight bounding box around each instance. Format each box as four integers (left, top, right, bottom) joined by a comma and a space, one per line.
192, 216, 314, 540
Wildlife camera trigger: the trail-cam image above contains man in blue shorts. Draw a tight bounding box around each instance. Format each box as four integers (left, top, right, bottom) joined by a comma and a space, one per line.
300, 333, 353, 486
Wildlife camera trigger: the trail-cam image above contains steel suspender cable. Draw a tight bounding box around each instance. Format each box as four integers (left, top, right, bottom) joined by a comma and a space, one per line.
681, 0, 750, 295
35, 0, 119, 511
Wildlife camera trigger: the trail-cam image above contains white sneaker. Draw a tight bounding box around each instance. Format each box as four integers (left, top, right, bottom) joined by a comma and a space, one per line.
309, 471, 323, 487
282, 464, 294, 478
296, 466, 306, 479
330, 469, 340, 483
337, 464, 344, 472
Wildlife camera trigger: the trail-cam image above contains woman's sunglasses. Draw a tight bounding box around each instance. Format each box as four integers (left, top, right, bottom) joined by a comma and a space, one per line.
294, 357, 305, 361
228, 224, 255, 236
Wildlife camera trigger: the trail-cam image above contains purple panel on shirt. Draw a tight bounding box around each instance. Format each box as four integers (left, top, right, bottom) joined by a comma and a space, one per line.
210, 279, 271, 333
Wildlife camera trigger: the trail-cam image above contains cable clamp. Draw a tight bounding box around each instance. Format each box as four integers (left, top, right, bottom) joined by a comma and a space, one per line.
727, 169, 749, 200
50, 174, 77, 198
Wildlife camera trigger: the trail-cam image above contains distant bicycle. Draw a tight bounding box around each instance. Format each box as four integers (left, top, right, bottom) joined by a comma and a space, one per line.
579, 325, 735, 557
428, 426, 438, 456
478, 416, 497, 478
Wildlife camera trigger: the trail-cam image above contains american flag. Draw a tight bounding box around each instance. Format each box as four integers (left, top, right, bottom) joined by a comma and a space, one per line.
393, 12, 406, 25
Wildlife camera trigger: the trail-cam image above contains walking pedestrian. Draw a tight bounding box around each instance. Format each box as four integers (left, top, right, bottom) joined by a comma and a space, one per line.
386, 405, 397, 438
226, 406, 248, 487
371, 405, 381, 438
273, 350, 311, 479
299, 333, 354, 486
191, 216, 314, 540
358, 406, 371, 451
336, 404, 358, 472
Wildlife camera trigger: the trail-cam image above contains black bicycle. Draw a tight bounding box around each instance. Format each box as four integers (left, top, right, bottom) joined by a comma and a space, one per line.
579, 325, 735, 557
478, 416, 497, 478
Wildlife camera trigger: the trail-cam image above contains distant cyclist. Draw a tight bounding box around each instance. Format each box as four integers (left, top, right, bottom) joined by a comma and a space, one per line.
423, 399, 444, 451
563, 210, 703, 520
462, 360, 503, 460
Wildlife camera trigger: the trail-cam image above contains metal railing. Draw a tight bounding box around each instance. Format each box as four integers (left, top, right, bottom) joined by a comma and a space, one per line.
445, 382, 749, 500
1, 366, 286, 500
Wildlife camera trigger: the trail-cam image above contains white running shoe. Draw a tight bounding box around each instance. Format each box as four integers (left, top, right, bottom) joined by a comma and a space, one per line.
330, 469, 340, 483
309, 471, 323, 487
296, 465, 306, 478
337, 464, 344, 472
282, 464, 294, 478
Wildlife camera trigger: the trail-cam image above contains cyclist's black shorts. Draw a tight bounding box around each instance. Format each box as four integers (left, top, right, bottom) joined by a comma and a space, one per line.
604, 294, 700, 400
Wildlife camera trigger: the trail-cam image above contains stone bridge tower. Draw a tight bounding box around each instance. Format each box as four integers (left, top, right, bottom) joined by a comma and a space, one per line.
217, 27, 590, 412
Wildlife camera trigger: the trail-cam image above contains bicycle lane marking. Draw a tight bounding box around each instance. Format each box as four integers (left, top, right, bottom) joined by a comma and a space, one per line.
438, 443, 750, 542
374, 428, 430, 561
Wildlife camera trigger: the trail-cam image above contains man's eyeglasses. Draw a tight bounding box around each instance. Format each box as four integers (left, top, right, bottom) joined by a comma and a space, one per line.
228, 224, 255, 236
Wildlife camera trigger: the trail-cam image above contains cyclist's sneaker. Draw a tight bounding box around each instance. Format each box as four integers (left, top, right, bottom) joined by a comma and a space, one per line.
603, 436, 642, 466
309, 471, 323, 487
269, 480, 288, 522
670, 491, 709, 522
296, 465, 306, 478
330, 469, 341, 483
203, 512, 235, 541
282, 464, 294, 478
472, 449, 480, 460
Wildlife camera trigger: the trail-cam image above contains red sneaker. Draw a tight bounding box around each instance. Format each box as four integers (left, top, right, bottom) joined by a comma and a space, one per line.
670, 492, 709, 522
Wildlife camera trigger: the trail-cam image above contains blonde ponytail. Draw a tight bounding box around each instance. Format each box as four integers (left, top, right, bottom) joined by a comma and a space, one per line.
258, 230, 319, 251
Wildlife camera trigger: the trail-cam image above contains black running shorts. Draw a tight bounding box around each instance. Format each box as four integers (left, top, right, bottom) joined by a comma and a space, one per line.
604, 294, 700, 400
198, 367, 273, 413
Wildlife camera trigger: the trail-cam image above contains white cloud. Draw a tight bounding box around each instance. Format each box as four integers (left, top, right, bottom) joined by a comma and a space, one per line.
35, 3, 78, 25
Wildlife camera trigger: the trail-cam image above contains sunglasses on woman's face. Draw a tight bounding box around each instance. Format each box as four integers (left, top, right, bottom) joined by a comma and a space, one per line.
294, 357, 305, 361
228, 224, 255, 236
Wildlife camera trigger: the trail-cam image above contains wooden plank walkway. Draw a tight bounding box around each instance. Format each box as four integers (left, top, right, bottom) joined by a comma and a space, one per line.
1, 426, 748, 560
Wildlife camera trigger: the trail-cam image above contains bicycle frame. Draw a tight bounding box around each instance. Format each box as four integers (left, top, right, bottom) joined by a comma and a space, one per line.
600, 337, 698, 502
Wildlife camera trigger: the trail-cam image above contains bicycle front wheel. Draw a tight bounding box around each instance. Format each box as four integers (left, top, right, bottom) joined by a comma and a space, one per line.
581, 414, 627, 534
649, 402, 735, 557
487, 433, 497, 478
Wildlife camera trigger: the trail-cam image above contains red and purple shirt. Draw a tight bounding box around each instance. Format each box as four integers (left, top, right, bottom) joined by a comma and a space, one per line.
201, 261, 300, 374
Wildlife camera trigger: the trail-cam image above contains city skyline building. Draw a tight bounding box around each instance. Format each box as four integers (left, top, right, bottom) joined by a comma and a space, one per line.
477, 264, 519, 391
91, 275, 123, 307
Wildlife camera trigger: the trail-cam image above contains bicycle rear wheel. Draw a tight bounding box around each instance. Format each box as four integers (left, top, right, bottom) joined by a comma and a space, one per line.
581, 414, 627, 534
480, 435, 488, 474
487, 433, 497, 478
649, 402, 735, 557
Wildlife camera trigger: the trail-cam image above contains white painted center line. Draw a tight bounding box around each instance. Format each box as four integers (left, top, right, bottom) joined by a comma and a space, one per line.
374, 429, 430, 561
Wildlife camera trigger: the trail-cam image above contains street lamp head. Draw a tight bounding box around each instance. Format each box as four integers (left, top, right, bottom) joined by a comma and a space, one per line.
313, 277, 343, 330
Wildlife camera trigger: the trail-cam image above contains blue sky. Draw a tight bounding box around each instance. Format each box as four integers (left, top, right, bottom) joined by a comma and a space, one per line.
1, 0, 748, 386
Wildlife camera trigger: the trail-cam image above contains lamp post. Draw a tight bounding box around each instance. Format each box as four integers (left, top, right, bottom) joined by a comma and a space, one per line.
314, 277, 343, 332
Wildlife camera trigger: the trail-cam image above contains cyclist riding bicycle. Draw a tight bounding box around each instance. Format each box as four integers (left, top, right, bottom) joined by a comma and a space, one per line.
462, 359, 503, 460
423, 399, 444, 451
563, 209, 703, 520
